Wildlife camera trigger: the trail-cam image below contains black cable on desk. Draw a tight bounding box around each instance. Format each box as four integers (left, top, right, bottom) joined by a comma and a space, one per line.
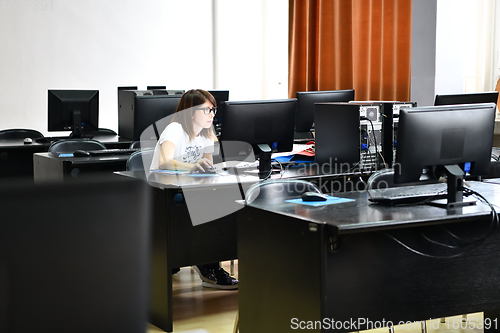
381, 188, 498, 259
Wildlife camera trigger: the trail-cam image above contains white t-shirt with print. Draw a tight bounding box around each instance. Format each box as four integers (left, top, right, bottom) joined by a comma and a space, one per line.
150, 122, 214, 170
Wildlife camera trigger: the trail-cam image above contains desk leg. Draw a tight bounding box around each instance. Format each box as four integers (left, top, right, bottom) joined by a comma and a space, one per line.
149, 188, 173, 332
484, 310, 500, 332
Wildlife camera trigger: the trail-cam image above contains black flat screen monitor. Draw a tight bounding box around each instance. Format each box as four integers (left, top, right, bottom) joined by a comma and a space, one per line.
221, 99, 297, 177
118, 90, 181, 140
395, 103, 496, 207
118, 86, 138, 91
208, 90, 229, 136
48, 90, 99, 138
295, 89, 355, 134
434, 91, 498, 106
150, 89, 184, 95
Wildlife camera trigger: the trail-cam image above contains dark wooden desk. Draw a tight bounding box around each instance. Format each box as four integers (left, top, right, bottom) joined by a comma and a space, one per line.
238, 180, 500, 332
115, 166, 399, 332
0, 139, 47, 178
34, 152, 130, 182
117, 166, 500, 332
0, 135, 132, 179
115, 170, 263, 332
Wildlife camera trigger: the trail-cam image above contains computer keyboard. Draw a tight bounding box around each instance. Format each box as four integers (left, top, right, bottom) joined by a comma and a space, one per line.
87, 148, 139, 156
368, 183, 448, 205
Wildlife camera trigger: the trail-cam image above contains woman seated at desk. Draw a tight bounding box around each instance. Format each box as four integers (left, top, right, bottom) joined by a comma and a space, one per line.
150, 89, 238, 290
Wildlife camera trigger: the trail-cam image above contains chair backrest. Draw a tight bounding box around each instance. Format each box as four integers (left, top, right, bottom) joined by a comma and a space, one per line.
89, 128, 117, 136
245, 179, 321, 205
126, 149, 155, 171
366, 169, 397, 190
129, 140, 157, 149
0, 129, 44, 140
48, 139, 106, 154
129, 141, 142, 149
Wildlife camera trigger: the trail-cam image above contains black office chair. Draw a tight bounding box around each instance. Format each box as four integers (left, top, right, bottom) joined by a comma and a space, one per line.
126, 149, 155, 171
88, 128, 117, 136
48, 139, 106, 155
0, 128, 44, 140
366, 168, 398, 190
129, 140, 157, 149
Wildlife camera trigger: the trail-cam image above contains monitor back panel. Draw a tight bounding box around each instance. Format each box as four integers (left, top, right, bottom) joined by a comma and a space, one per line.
314, 103, 360, 171
118, 90, 181, 140
0, 178, 152, 332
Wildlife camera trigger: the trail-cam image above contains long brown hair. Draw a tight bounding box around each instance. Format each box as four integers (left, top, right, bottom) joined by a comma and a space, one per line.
172, 89, 217, 141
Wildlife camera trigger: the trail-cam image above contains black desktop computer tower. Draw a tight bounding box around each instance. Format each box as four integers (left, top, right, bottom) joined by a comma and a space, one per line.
378, 101, 417, 167
118, 90, 181, 141
348, 101, 417, 169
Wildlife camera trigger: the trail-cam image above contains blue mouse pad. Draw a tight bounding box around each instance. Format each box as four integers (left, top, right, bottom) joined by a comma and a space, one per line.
285, 196, 354, 206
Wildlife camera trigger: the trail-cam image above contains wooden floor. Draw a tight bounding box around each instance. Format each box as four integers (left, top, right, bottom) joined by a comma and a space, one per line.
148, 260, 239, 333
147, 260, 483, 333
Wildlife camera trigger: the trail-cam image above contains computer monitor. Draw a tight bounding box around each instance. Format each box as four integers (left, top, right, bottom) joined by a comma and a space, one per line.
118, 90, 181, 140
150, 89, 185, 96
118, 86, 138, 91
395, 103, 496, 208
0, 177, 151, 332
220, 99, 297, 177
295, 89, 355, 136
434, 91, 499, 106
147, 85, 166, 90
48, 90, 99, 138
208, 90, 229, 136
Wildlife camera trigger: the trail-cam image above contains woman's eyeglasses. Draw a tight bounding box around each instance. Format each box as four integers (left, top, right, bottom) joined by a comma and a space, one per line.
197, 107, 217, 115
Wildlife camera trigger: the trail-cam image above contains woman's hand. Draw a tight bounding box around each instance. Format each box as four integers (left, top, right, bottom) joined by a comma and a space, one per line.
192, 158, 214, 172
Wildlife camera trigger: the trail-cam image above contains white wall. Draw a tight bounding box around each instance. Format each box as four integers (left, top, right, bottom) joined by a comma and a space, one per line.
435, 0, 499, 95
435, 0, 477, 95
0, 0, 288, 135
410, 0, 437, 106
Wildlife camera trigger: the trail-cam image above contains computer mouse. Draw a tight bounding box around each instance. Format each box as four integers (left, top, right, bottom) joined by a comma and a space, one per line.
73, 149, 91, 157
301, 191, 328, 202
193, 167, 217, 174
23, 137, 33, 144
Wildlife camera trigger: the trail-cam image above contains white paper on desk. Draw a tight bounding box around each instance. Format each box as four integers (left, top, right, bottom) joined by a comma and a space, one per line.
272, 144, 314, 158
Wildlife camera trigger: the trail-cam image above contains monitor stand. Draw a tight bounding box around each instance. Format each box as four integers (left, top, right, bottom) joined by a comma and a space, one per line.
68, 110, 93, 139
429, 165, 476, 209
70, 110, 83, 138
257, 144, 272, 179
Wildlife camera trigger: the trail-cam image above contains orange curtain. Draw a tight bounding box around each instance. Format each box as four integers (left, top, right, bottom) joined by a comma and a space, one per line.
289, 0, 412, 101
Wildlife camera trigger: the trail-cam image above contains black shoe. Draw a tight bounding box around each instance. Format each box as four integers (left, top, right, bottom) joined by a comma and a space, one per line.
193, 264, 238, 290
193, 264, 217, 284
